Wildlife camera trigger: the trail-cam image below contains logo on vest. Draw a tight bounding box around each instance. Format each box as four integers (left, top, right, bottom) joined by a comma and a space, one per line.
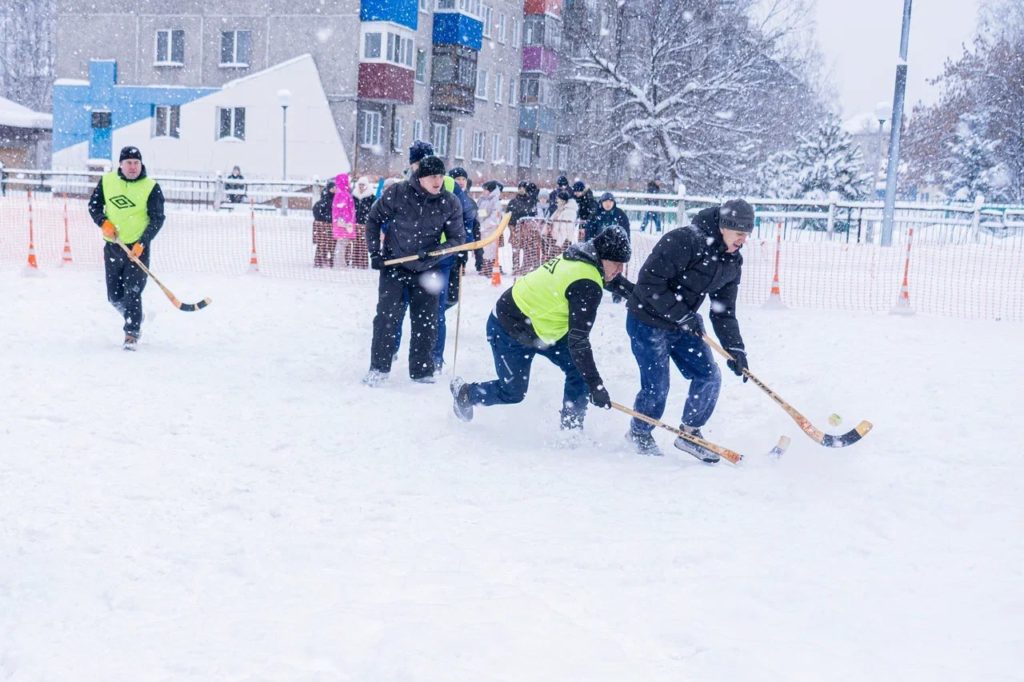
110, 195, 137, 209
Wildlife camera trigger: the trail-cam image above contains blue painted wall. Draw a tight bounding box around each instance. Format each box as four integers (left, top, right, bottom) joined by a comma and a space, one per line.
432, 13, 483, 50
52, 59, 216, 160
360, 0, 418, 30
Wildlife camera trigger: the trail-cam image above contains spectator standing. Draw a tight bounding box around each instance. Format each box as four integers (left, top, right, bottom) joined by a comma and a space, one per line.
311, 180, 337, 268
477, 180, 504, 277
640, 180, 662, 233
546, 175, 570, 217
573, 181, 599, 226
583, 192, 631, 242
225, 165, 246, 204
332, 173, 359, 267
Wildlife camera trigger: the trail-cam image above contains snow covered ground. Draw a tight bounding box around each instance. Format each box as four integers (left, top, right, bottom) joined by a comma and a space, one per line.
1, 267, 1021, 681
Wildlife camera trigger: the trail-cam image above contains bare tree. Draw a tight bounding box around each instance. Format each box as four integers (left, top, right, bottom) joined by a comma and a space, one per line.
0, 0, 55, 111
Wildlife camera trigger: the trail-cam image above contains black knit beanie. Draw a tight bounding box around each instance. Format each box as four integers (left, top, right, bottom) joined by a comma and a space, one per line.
416, 155, 446, 178
592, 226, 631, 263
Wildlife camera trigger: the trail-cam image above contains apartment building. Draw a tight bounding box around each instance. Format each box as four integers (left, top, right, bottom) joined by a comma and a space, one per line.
51, 0, 579, 183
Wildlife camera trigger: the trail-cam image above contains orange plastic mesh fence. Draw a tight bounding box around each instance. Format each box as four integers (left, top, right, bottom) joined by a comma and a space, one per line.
3, 194, 1022, 321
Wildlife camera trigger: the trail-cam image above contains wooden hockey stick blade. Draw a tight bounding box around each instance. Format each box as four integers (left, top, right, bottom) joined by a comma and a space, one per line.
768, 435, 791, 458
115, 240, 212, 312
611, 402, 743, 464
383, 212, 512, 266
702, 334, 872, 449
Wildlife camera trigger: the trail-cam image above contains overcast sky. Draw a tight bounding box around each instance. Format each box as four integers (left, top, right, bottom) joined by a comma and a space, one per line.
814, 0, 980, 119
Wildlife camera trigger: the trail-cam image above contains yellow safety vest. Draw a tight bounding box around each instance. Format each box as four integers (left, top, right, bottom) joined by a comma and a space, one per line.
511, 256, 603, 344
101, 171, 156, 244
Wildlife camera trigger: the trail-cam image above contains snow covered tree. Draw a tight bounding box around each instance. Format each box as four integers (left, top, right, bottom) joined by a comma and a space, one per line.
564, 0, 826, 193
942, 112, 1000, 201
753, 150, 800, 198
791, 118, 868, 200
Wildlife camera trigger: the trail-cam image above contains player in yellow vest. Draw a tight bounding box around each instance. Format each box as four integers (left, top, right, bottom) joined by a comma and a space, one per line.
450, 226, 633, 431
87, 146, 166, 350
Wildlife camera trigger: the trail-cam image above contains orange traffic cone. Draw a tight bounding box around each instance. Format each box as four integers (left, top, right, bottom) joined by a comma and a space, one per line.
61, 194, 73, 265
764, 222, 786, 309
891, 228, 914, 315
26, 188, 39, 270
248, 201, 260, 273
490, 240, 502, 287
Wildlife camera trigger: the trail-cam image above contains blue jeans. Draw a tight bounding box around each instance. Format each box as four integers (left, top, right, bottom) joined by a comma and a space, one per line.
467, 314, 589, 425
640, 211, 662, 232
626, 312, 720, 434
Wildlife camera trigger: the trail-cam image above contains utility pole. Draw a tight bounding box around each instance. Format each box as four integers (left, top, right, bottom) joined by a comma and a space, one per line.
880, 0, 912, 247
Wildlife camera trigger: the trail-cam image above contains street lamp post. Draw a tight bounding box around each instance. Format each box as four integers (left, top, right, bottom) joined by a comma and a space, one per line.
880, 0, 913, 247
277, 89, 291, 214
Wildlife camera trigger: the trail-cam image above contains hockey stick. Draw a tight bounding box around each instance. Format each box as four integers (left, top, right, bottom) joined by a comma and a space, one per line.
451, 265, 464, 376
610, 402, 743, 464
115, 239, 212, 312
384, 212, 512, 266
702, 334, 872, 448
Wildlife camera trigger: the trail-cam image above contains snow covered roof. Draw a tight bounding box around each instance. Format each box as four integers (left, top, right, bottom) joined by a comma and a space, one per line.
0, 96, 52, 130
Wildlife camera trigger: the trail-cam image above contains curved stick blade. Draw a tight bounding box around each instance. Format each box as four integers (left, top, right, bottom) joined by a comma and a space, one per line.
820, 420, 873, 448
178, 297, 212, 312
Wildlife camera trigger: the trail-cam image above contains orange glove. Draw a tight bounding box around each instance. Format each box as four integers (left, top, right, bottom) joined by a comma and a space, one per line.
130, 242, 145, 258
101, 219, 117, 239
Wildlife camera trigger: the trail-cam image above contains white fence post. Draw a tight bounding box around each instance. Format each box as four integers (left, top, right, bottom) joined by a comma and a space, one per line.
971, 194, 985, 243
826, 191, 838, 237
675, 183, 687, 229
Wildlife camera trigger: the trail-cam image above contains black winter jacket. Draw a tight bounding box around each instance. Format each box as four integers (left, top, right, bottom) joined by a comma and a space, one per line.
626, 206, 745, 352
365, 177, 465, 273
575, 189, 599, 223
583, 204, 630, 241
353, 194, 376, 224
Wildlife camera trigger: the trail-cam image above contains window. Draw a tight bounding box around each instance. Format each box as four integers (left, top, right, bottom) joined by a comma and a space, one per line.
475, 69, 488, 100
492, 133, 502, 162
482, 5, 493, 38
435, 0, 456, 9
217, 107, 245, 140
497, 13, 507, 43
494, 73, 503, 105
220, 30, 251, 66
155, 29, 185, 65
472, 131, 486, 161
415, 48, 427, 83
364, 32, 382, 59
557, 143, 569, 171
419, 0, 429, 11
413, 119, 423, 143
432, 122, 449, 157
153, 104, 180, 138
508, 136, 516, 167
508, 78, 516, 108
511, 18, 519, 47
387, 33, 414, 67
600, 9, 610, 35
360, 110, 382, 146
454, 127, 465, 159
523, 16, 561, 49
519, 137, 531, 167
459, 0, 482, 17
392, 117, 405, 152
547, 142, 556, 170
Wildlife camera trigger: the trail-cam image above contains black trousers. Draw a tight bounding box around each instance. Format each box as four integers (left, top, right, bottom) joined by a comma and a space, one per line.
370, 266, 442, 379
103, 241, 149, 335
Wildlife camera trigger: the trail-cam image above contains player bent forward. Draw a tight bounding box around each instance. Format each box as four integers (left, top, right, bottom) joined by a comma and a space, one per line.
450, 227, 633, 430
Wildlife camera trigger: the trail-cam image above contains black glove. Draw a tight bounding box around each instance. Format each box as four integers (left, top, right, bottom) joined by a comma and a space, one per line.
455, 251, 469, 267
726, 349, 749, 382
679, 312, 705, 337
417, 248, 432, 261
589, 384, 611, 409
370, 253, 384, 270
